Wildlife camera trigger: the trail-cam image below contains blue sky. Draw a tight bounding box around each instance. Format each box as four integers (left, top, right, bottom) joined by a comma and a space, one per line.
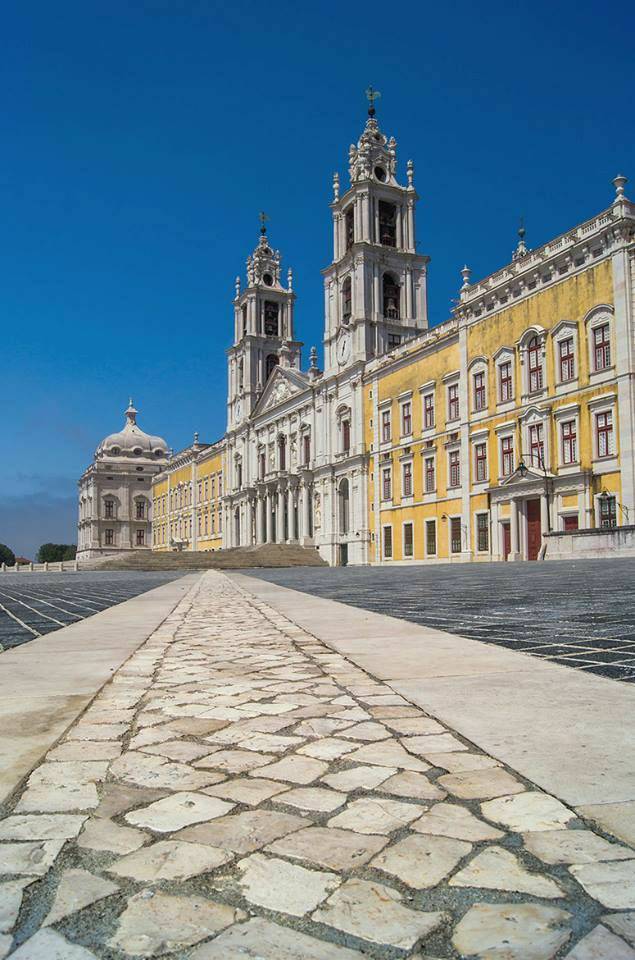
2, 0, 633, 558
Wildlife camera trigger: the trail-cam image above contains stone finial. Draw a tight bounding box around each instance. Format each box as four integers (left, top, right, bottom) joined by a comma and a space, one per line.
613, 174, 628, 202
512, 218, 529, 261
407, 159, 414, 189
235, 275, 241, 298
125, 399, 137, 425
333, 172, 340, 201
193, 431, 199, 446
310, 345, 318, 369
287, 267, 293, 291
460, 265, 472, 290
279, 340, 291, 369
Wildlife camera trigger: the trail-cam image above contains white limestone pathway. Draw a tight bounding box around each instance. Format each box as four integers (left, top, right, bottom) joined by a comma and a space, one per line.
1, 571, 634, 958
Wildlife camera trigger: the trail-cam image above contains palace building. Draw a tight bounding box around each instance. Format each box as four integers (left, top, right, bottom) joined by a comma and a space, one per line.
135, 103, 634, 565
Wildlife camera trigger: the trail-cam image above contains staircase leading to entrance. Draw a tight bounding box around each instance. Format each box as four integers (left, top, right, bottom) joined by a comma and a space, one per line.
85, 544, 328, 572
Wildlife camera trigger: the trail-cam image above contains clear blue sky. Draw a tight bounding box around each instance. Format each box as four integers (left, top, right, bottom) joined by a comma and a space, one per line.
2, 0, 633, 558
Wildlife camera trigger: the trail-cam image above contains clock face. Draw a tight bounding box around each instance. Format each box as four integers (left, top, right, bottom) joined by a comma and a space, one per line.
337, 333, 351, 366
235, 400, 242, 421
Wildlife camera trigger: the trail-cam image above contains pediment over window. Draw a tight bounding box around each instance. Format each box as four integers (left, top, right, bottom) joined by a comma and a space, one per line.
500, 464, 554, 486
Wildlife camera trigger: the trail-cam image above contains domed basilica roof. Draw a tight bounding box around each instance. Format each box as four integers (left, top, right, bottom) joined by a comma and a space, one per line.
96, 400, 168, 461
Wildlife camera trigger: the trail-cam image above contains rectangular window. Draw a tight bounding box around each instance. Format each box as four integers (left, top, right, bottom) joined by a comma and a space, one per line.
401, 401, 412, 436
424, 456, 435, 493
501, 436, 514, 477
198, 481, 202, 501
104, 501, 114, 519
473, 372, 486, 411
599, 495, 617, 528
204, 478, 209, 500
499, 361, 513, 402
211, 477, 216, 498
447, 383, 459, 421
105, 529, 114, 546
197, 514, 202, 536
450, 517, 462, 554
475, 442, 487, 482
204, 512, 208, 535
259, 451, 266, 479
218, 509, 222, 532
342, 420, 351, 453
303, 434, 311, 465
448, 450, 460, 488
136, 530, 145, 546
425, 519, 436, 556
382, 467, 392, 500
403, 523, 414, 558
529, 423, 544, 468
383, 526, 393, 559
528, 340, 544, 392
561, 419, 577, 464
559, 337, 575, 382
136, 502, 145, 520
218, 476, 223, 497
381, 409, 391, 442
477, 513, 489, 552
596, 410, 614, 458
211, 510, 215, 534
388, 333, 402, 349
423, 392, 435, 429
594, 324, 611, 371
402, 461, 413, 497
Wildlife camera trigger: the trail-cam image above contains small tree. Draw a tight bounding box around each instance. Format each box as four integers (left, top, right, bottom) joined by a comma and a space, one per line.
37, 543, 77, 563
0, 543, 15, 566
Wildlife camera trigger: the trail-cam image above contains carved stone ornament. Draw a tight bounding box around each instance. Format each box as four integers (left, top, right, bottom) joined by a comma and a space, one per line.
264, 378, 291, 411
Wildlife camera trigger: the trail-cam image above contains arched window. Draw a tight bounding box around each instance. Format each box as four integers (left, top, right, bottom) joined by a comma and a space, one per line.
527, 335, 543, 392
339, 478, 350, 534
278, 435, 287, 471
241, 304, 247, 336
383, 273, 400, 319
264, 301, 279, 336
265, 354, 279, 381
342, 277, 352, 323
379, 201, 396, 246
345, 206, 354, 250
238, 360, 244, 391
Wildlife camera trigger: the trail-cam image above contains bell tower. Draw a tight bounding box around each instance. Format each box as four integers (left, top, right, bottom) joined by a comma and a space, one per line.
323, 90, 429, 376
227, 215, 301, 430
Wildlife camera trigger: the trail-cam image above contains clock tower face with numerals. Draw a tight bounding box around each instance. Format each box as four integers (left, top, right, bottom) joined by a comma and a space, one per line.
337, 331, 351, 366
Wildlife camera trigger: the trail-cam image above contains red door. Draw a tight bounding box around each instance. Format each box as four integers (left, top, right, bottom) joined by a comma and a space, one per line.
526, 498, 542, 560
564, 515, 579, 532
502, 522, 511, 560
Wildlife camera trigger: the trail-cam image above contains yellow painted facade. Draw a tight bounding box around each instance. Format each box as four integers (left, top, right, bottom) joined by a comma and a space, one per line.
152, 440, 224, 552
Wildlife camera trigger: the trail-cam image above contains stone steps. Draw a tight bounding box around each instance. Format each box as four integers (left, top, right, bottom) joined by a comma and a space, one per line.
87, 543, 328, 571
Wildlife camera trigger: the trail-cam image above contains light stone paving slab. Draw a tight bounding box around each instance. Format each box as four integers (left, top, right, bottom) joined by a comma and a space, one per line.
321, 765, 396, 791
254, 755, 329, 783
237, 853, 340, 916
0, 880, 34, 933
15, 781, 99, 813
139, 739, 214, 761
267, 825, 388, 870
523, 829, 635, 865
202, 777, 288, 806
109, 751, 217, 790
569, 860, 635, 909
108, 891, 246, 957
77, 817, 147, 855
345, 740, 431, 771
384, 717, 446, 736
276, 786, 348, 812
371, 833, 472, 888
425, 751, 501, 772
439, 767, 526, 799
449, 846, 564, 898
411, 801, 505, 841
293, 718, 350, 737
9, 928, 99, 959
482, 792, 576, 832
452, 902, 572, 960
194, 748, 277, 773
564, 924, 635, 959
0, 839, 65, 876
107, 839, 232, 882
47, 741, 122, 762
400, 733, 468, 755
123, 791, 234, 833
298, 737, 359, 760
377, 770, 446, 801
175, 809, 310, 853
577, 801, 635, 847
313, 877, 447, 949
338, 721, 392, 741
328, 796, 422, 834
0, 814, 87, 841
92, 782, 170, 819
42, 869, 118, 927
189, 915, 369, 959
603, 912, 635, 943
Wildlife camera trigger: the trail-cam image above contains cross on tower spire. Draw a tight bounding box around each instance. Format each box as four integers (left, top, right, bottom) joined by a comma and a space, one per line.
259, 211, 268, 236
365, 85, 381, 118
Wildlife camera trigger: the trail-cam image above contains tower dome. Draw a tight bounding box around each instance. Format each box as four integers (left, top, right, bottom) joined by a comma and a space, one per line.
96, 400, 168, 461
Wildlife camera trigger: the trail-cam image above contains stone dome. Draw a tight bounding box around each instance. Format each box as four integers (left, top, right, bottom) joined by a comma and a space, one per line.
96, 400, 168, 461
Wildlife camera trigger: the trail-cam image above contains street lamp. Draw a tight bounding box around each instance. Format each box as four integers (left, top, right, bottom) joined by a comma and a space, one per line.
517, 453, 551, 532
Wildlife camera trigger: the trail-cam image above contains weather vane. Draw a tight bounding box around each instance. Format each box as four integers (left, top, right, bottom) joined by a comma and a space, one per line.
259, 211, 269, 235
365, 86, 381, 117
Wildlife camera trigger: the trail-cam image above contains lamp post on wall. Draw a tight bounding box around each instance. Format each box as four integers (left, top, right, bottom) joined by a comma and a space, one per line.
517, 453, 551, 533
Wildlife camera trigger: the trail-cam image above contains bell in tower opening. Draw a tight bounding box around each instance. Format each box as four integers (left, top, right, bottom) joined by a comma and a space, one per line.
264, 301, 279, 337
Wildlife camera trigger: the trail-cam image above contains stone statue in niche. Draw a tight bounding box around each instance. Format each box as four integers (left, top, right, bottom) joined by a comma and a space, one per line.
314, 493, 321, 529
290, 434, 297, 467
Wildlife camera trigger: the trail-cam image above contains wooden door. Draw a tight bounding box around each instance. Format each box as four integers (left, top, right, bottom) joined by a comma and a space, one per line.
502, 522, 511, 560
564, 515, 579, 532
526, 498, 542, 560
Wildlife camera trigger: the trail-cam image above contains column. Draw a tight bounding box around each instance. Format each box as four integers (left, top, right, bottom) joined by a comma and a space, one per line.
265, 492, 273, 543
540, 492, 549, 534
510, 499, 519, 560
405, 267, 413, 320
277, 488, 286, 543
256, 497, 264, 544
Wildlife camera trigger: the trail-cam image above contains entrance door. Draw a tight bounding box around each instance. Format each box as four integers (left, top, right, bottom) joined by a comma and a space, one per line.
502, 522, 511, 560
564, 514, 579, 532
526, 498, 542, 560
339, 543, 348, 567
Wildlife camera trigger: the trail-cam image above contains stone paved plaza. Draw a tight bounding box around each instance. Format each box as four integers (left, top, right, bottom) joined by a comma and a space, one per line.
0, 572, 184, 650
1, 571, 634, 958
249, 559, 635, 683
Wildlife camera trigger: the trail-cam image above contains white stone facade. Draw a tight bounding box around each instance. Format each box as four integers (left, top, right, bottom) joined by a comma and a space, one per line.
77, 402, 168, 560
223, 110, 428, 565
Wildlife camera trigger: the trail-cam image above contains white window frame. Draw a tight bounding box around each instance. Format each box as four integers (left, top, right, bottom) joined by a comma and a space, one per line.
379, 401, 392, 445
402, 521, 414, 559
588, 394, 617, 466
420, 381, 436, 434
585, 307, 614, 383
494, 347, 515, 408
518, 328, 547, 400
401, 459, 414, 500
554, 404, 580, 471
425, 518, 437, 557
447, 444, 461, 489
552, 320, 579, 391
422, 452, 436, 496
382, 524, 393, 560
520, 408, 551, 472
472, 435, 489, 485
399, 392, 414, 438
475, 511, 490, 553
498, 431, 515, 479
469, 357, 488, 417
381, 465, 393, 502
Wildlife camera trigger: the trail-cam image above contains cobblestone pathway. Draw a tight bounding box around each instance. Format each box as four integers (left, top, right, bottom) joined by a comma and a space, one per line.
1, 572, 635, 959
